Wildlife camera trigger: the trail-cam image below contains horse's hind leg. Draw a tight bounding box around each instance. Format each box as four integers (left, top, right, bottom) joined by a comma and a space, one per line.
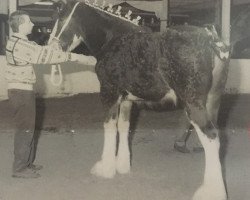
116, 100, 133, 174
186, 103, 227, 200
91, 96, 121, 178
175, 91, 222, 154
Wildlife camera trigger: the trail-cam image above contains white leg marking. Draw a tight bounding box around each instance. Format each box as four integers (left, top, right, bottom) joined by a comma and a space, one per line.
161, 89, 177, 106
191, 121, 227, 200
91, 119, 117, 178
116, 101, 132, 174
126, 91, 143, 101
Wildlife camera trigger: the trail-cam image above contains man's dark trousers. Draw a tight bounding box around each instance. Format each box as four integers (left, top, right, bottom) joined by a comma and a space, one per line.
8, 89, 37, 172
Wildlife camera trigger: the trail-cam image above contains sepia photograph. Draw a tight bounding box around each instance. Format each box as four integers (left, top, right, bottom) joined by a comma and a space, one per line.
0, 0, 249, 199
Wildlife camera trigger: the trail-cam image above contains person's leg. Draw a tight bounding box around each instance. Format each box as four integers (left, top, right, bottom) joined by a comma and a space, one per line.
27, 133, 43, 170
8, 89, 40, 178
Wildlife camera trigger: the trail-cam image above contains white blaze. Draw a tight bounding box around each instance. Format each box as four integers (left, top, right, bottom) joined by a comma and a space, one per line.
68, 35, 83, 51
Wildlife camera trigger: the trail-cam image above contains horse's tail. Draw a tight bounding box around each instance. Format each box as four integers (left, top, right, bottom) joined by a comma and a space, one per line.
204, 24, 231, 62
203, 25, 231, 123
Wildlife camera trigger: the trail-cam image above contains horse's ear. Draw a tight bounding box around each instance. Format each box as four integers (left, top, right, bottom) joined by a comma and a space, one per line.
54, 0, 70, 14
54, 0, 79, 17
58, 0, 67, 4
55, 0, 66, 5
55, 0, 77, 8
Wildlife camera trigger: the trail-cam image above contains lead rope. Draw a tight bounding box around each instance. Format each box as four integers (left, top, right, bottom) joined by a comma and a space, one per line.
49, 20, 62, 86
50, 64, 63, 86
49, 2, 80, 86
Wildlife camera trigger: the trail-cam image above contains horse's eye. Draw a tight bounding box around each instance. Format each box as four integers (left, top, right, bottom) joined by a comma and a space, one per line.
57, 7, 63, 14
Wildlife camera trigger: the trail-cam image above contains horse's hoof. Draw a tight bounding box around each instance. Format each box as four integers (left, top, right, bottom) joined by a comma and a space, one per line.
91, 160, 116, 179
116, 157, 130, 174
192, 185, 227, 200
174, 142, 190, 153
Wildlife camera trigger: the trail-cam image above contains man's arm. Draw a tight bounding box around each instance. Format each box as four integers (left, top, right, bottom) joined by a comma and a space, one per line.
71, 53, 97, 65
12, 39, 96, 65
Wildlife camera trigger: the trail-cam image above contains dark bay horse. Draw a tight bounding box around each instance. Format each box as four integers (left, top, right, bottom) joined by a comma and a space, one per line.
51, 1, 230, 199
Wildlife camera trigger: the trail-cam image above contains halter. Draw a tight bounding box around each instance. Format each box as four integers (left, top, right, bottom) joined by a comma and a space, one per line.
48, 2, 80, 86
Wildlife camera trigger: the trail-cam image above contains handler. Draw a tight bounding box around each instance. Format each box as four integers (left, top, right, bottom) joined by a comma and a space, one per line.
5, 10, 96, 178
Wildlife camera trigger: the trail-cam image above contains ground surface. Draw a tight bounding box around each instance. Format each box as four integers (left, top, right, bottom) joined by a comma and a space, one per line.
0, 93, 249, 200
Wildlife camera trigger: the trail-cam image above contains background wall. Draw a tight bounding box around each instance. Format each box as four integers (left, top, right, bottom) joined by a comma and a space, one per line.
226, 59, 250, 94
0, 0, 8, 15
0, 55, 250, 100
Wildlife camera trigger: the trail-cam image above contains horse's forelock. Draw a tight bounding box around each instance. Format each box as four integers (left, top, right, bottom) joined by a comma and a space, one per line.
57, 0, 78, 19
53, 1, 81, 50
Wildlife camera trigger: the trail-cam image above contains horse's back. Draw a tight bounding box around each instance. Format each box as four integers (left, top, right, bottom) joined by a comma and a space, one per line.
96, 25, 229, 105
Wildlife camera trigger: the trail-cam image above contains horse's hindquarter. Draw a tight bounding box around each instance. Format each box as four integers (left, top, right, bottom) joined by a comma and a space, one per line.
159, 27, 217, 101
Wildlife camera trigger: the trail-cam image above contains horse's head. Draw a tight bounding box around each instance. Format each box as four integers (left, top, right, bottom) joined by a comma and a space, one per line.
51, 0, 107, 56
50, 0, 83, 51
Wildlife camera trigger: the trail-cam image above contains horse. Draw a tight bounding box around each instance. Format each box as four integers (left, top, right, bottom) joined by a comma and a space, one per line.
51, 1, 230, 199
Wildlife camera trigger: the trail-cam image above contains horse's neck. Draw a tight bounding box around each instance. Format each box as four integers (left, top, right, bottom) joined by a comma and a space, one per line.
78, 4, 142, 56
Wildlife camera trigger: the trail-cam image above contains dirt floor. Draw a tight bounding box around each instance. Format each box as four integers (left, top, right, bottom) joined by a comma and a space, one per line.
0, 93, 249, 200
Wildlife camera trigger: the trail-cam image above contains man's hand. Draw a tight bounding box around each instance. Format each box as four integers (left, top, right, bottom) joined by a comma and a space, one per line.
48, 39, 62, 51
70, 53, 97, 65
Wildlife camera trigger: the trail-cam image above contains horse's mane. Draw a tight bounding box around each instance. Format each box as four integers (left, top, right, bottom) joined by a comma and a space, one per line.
84, 0, 141, 26
63, 0, 142, 28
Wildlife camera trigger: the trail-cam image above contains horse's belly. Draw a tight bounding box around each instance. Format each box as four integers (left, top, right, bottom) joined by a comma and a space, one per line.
123, 73, 171, 101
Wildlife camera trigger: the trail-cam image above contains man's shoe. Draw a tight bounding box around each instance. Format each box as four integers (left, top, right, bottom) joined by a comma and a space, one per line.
12, 168, 41, 179
28, 164, 43, 171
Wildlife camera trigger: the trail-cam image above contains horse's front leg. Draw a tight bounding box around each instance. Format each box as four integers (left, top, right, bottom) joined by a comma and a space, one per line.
91, 97, 121, 179
116, 100, 133, 174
